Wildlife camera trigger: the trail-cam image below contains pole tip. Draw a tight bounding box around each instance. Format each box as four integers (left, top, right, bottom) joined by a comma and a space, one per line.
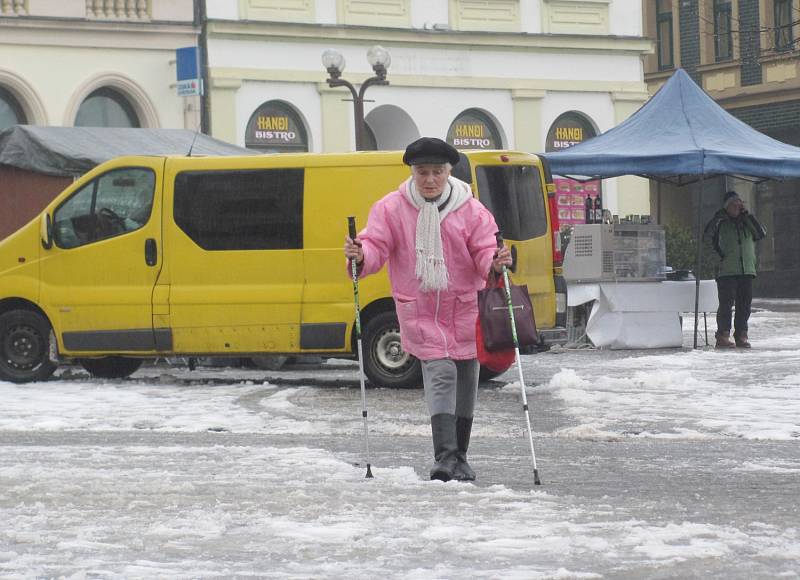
365, 464, 374, 479
533, 469, 542, 486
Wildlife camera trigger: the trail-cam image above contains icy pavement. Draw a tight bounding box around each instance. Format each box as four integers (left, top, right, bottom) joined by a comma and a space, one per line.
1, 300, 799, 578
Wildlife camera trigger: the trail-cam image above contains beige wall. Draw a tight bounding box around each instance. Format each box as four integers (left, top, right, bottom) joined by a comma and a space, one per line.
612, 91, 651, 217
0, 19, 198, 130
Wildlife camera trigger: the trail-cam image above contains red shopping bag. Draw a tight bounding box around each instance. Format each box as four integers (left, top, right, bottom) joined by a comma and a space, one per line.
475, 275, 516, 372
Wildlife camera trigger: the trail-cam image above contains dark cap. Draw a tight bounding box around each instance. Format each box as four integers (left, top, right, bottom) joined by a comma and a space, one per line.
723, 190, 741, 209
403, 137, 460, 166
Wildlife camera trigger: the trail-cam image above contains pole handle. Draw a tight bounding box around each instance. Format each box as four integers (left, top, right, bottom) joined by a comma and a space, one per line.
348, 216, 357, 240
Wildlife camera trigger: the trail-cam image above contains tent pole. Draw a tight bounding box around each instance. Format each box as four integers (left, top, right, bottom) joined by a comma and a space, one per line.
657, 180, 662, 224
693, 176, 705, 349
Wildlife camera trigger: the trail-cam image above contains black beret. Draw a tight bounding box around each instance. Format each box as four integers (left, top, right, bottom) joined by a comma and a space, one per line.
403, 137, 460, 166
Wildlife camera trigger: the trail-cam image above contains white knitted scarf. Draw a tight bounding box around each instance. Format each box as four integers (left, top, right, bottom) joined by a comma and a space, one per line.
405, 176, 472, 292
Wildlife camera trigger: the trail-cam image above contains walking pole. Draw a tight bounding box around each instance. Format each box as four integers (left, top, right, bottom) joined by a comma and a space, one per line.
348, 216, 374, 479
496, 233, 542, 486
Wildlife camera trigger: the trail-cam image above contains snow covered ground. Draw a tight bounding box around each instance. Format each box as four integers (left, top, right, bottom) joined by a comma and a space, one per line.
1, 300, 799, 578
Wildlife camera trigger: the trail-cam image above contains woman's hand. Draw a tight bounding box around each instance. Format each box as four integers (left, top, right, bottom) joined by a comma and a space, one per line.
344, 236, 364, 264
492, 245, 512, 273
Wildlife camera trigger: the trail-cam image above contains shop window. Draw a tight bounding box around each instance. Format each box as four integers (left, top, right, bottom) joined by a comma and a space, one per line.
545, 111, 601, 228
774, 0, 794, 51
0, 86, 27, 131
174, 169, 304, 251
476, 165, 547, 241
656, 0, 674, 70
245, 100, 309, 153
714, 0, 733, 61
53, 168, 155, 249
447, 109, 503, 150
75, 87, 140, 128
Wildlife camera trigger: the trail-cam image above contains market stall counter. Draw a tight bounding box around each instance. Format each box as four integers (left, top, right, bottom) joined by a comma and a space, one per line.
563, 223, 718, 349
567, 280, 718, 349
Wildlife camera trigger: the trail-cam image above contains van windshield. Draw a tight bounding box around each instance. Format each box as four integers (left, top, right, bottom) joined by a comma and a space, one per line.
476, 165, 547, 241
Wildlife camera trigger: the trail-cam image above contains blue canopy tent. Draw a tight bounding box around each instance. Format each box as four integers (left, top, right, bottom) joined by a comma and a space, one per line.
544, 68, 800, 347
544, 68, 800, 183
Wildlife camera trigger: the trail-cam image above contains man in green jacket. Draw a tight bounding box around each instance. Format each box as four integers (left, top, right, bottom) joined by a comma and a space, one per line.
704, 191, 767, 349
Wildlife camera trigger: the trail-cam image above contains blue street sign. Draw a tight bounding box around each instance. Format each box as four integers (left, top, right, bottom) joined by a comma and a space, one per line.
176, 46, 202, 97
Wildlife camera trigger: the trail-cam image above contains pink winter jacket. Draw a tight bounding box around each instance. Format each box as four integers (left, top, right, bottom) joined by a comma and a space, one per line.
356, 179, 499, 361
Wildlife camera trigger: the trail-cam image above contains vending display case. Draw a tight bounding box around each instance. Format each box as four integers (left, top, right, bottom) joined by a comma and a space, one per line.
563, 224, 666, 283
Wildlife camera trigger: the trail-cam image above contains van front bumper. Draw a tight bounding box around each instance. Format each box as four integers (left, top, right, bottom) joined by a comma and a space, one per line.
520, 327, 568, 354
539, 327, 568, 346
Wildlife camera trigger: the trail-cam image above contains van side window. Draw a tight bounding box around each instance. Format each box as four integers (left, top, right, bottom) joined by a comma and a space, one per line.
476, 165, 547, 241
173, 169, 304, 250
52, 168, 156, 249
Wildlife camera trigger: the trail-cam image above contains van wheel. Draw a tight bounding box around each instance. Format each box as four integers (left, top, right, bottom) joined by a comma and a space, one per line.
362, 311, 422, 388
79, 357, 143, 379
0, 310, 57, 383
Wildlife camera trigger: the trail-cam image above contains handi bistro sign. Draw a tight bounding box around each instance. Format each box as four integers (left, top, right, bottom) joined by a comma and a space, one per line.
447, 111, 500, 149
245, 101, 307, 151
551, 126, 585, 149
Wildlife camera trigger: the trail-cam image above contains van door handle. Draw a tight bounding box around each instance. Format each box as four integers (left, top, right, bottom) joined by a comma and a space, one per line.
144, 238, 157, 266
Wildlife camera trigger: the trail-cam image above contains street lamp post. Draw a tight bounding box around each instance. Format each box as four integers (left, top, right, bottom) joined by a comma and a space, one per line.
322, 46, 391, 151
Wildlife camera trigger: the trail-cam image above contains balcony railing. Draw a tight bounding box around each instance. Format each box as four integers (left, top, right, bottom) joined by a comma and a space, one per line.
86, 0, 150, 20
1, 0, 28, 15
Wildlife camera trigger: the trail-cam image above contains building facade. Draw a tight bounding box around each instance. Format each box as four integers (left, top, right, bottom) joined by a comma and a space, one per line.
203, 0, 652, 217
2, 1, 654, 219
643, 0, 800, 296
0, 0, 199, 133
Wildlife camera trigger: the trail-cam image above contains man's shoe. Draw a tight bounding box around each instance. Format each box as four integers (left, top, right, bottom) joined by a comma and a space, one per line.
715, 331, 736, 349
734, 332, 751, 348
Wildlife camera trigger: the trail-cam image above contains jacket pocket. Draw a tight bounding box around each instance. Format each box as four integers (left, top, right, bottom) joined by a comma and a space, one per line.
454, 292, 478, 343
395, 294, 423, 344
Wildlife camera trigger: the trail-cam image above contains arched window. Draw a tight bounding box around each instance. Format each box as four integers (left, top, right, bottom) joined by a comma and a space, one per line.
0, 86, 27, 131
75, 87, 140, 128
364, 104, 419, 151
363, 123, 378, 151
545, 111, 597, 152
546, 111, 601, 226
245, 100, 309, 153
447, 109, 503, 150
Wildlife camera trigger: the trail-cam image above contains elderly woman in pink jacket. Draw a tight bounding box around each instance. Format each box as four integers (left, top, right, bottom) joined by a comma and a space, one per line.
344, 137, 511, 482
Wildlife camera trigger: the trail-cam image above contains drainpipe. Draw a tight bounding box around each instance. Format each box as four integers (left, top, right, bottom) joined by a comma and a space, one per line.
195, 0, 210, 134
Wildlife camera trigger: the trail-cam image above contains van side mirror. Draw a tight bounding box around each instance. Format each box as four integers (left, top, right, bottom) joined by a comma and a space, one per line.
41, 213, 53, 250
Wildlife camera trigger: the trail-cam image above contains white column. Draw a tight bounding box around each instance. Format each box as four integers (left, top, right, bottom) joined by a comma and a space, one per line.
209, 78, 242, 145
318, 83, 354, 153
511, 89, 546, 153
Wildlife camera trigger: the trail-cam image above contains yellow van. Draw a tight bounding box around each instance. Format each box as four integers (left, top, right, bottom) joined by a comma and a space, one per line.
0, 150, 566, 386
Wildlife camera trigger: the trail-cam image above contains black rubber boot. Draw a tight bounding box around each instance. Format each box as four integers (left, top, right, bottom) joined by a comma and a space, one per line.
453, 416, 476, 481
429, 413, 458, 481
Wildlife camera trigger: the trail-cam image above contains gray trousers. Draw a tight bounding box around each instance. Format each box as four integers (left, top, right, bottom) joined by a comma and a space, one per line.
420, 358, 479, 418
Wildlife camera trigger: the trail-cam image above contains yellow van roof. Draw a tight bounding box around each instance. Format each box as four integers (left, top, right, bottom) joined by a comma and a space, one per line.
161, 149, 539, 169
